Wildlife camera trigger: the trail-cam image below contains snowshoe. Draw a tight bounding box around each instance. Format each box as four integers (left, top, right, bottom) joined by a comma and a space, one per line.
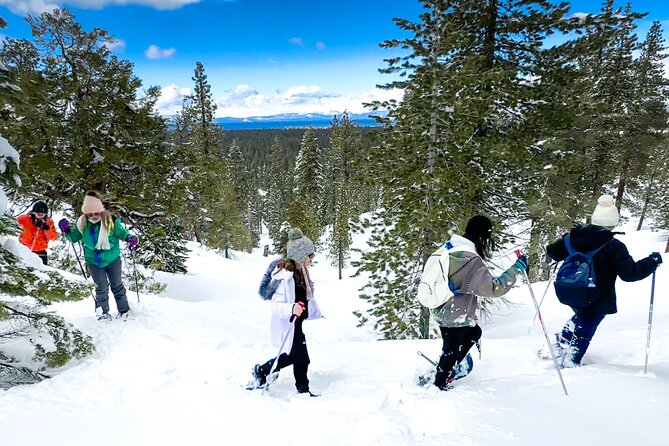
97, 313, 112, 321
538, 334, 569, 361
452, 353, 474, 380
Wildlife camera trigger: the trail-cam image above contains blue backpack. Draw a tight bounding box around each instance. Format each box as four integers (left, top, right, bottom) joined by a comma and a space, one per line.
554, 235, 610, 308
258, 258, 281, 300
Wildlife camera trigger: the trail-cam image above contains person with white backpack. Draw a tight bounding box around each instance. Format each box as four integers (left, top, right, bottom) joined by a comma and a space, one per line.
421, 215, 529, 390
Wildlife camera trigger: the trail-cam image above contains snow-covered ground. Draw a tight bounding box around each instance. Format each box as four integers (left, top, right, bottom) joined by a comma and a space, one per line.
1, 224, 667, 446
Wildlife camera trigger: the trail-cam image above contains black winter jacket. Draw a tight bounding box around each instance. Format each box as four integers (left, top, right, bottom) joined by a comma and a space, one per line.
546, 225, 657, 315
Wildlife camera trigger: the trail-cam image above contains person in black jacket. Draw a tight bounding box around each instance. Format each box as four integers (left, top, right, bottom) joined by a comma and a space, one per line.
546, 195, 663, 367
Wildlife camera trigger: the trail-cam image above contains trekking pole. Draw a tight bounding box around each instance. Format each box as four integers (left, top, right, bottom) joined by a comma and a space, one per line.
67, 238, 97, 308
261, 316, 296, 396
528, 263, 558, 333
68, 239, 89, 279
417, 351, 438, 367
643, 271, 656, 374
516, 250, 568, 396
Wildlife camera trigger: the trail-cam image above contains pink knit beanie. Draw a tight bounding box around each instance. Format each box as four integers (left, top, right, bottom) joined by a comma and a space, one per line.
81, 195, 105, 214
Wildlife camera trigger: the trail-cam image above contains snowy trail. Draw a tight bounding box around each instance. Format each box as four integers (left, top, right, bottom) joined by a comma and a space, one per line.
1, 232, 668, 446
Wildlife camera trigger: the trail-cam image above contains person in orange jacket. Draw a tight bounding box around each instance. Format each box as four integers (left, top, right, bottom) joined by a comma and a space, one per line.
17, 200, 58, 265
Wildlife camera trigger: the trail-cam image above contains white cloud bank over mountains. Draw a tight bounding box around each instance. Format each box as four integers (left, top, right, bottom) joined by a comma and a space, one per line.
155, 83, 404, 118
0, 0, 200, 14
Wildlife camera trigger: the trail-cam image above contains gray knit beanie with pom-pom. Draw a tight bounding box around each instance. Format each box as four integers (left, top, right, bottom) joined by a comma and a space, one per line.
286, 228, 315, 264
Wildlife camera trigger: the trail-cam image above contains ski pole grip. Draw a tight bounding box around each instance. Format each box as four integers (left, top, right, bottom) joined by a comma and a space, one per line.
515, 249, 523, 259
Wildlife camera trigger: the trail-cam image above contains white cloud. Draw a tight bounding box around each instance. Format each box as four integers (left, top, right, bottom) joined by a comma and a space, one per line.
155, 83, 191, 115
179, 83, 403, 118
316, 41, 326, 50
144, 44, 176, 59
288, 37, 303, 46
103, 38, 125, 52
0, 0, 201, 14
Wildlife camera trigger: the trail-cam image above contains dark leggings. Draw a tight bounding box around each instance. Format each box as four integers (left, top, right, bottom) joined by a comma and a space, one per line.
559, 312, 606, 364
434, 325, 482, 388
259, 323, 311, 392
34, 250, 48, 265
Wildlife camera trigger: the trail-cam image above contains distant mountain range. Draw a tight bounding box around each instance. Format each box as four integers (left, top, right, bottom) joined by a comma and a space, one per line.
213, 112, 384, 130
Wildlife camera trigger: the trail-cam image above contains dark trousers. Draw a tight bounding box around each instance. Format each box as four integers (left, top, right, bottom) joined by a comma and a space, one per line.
88, 259, 130, 315
435, 325, 482, 388
34, 250, 48, 265
559, 312, 606, 364
259, 323, 311, 392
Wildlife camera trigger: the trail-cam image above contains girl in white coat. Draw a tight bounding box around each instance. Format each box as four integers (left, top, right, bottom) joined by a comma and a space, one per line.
251, 228, 322, 395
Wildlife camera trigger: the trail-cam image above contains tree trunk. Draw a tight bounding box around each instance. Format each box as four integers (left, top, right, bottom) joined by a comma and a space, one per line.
637, 161, 659, 231
338, 242, 343, 280
615, 150, 632, 211
193, 223, 202, 244
528, 217, 546, 281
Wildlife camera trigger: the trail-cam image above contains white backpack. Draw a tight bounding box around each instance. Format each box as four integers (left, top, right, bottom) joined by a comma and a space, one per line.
416, 240, 478, 309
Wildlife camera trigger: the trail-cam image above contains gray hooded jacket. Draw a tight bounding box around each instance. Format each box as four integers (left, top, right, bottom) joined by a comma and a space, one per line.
431, 234, 523, 328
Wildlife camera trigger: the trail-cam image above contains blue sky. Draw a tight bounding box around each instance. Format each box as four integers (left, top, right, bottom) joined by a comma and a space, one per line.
1, 0, 668, 117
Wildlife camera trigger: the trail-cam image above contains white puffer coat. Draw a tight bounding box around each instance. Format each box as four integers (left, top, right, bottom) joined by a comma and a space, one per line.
270, 267, 323, 355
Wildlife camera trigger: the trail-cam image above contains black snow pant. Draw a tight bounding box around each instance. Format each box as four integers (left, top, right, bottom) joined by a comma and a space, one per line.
258, 322, 311, 392
434, 325, 482, 388
559, 311, 606, 365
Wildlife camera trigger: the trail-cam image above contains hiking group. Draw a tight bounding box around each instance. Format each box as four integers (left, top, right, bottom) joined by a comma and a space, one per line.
16, 192, 665, 395
18, 191, 139, 321
249, 194, 662, 395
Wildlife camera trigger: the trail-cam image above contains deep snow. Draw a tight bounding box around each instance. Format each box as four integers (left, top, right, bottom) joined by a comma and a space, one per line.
0, 224, 667, 446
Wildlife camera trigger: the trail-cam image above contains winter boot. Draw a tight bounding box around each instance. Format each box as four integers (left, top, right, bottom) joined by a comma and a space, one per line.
252, 364, 267, 388
97, 312, 112, 321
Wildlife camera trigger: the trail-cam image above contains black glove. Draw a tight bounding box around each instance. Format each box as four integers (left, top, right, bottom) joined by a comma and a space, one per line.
649, 252, 663, 266
36, 219, 49, 230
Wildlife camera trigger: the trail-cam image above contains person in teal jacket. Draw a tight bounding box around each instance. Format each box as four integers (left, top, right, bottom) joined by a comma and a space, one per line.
59, 192, 139, 321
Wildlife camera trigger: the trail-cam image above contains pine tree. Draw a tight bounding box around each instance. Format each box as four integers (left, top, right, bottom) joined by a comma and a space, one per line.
175, 61, 250, 254
265, 136, 293, 254
294, 127, 323, 226
357, 0, 572, 339
0, 134, 94, 387
0, 8, 189, 273
324, 113, 360, 279
624, 22, 669, 230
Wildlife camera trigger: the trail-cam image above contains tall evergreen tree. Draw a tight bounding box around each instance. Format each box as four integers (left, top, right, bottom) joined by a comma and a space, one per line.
0, 8, 188, 273
324, 113, 360, 279
175, 61, 250, 254
279, 127, 322, 249
265, 136, 293, 254
357, 0, 571, 339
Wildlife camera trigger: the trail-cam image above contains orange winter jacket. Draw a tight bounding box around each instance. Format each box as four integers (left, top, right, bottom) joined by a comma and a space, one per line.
18, 213, 58, 252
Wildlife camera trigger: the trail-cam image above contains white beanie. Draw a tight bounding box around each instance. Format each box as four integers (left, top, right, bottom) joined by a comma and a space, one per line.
81, 195, 105, 214
591, 194, 619, 227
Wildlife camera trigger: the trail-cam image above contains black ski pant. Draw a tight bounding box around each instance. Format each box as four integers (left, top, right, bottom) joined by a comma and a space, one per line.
34, 250, 48, 265
434, 325, 482, 388
559, 311, 606, 365
259, 323, 311, 392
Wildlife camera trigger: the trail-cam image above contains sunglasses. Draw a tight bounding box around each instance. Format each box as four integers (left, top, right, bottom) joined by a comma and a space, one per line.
86, 212, 102, 218
308, 253, 315, 259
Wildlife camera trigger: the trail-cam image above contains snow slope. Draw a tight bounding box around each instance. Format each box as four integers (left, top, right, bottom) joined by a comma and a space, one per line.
1, 227, 667, 446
